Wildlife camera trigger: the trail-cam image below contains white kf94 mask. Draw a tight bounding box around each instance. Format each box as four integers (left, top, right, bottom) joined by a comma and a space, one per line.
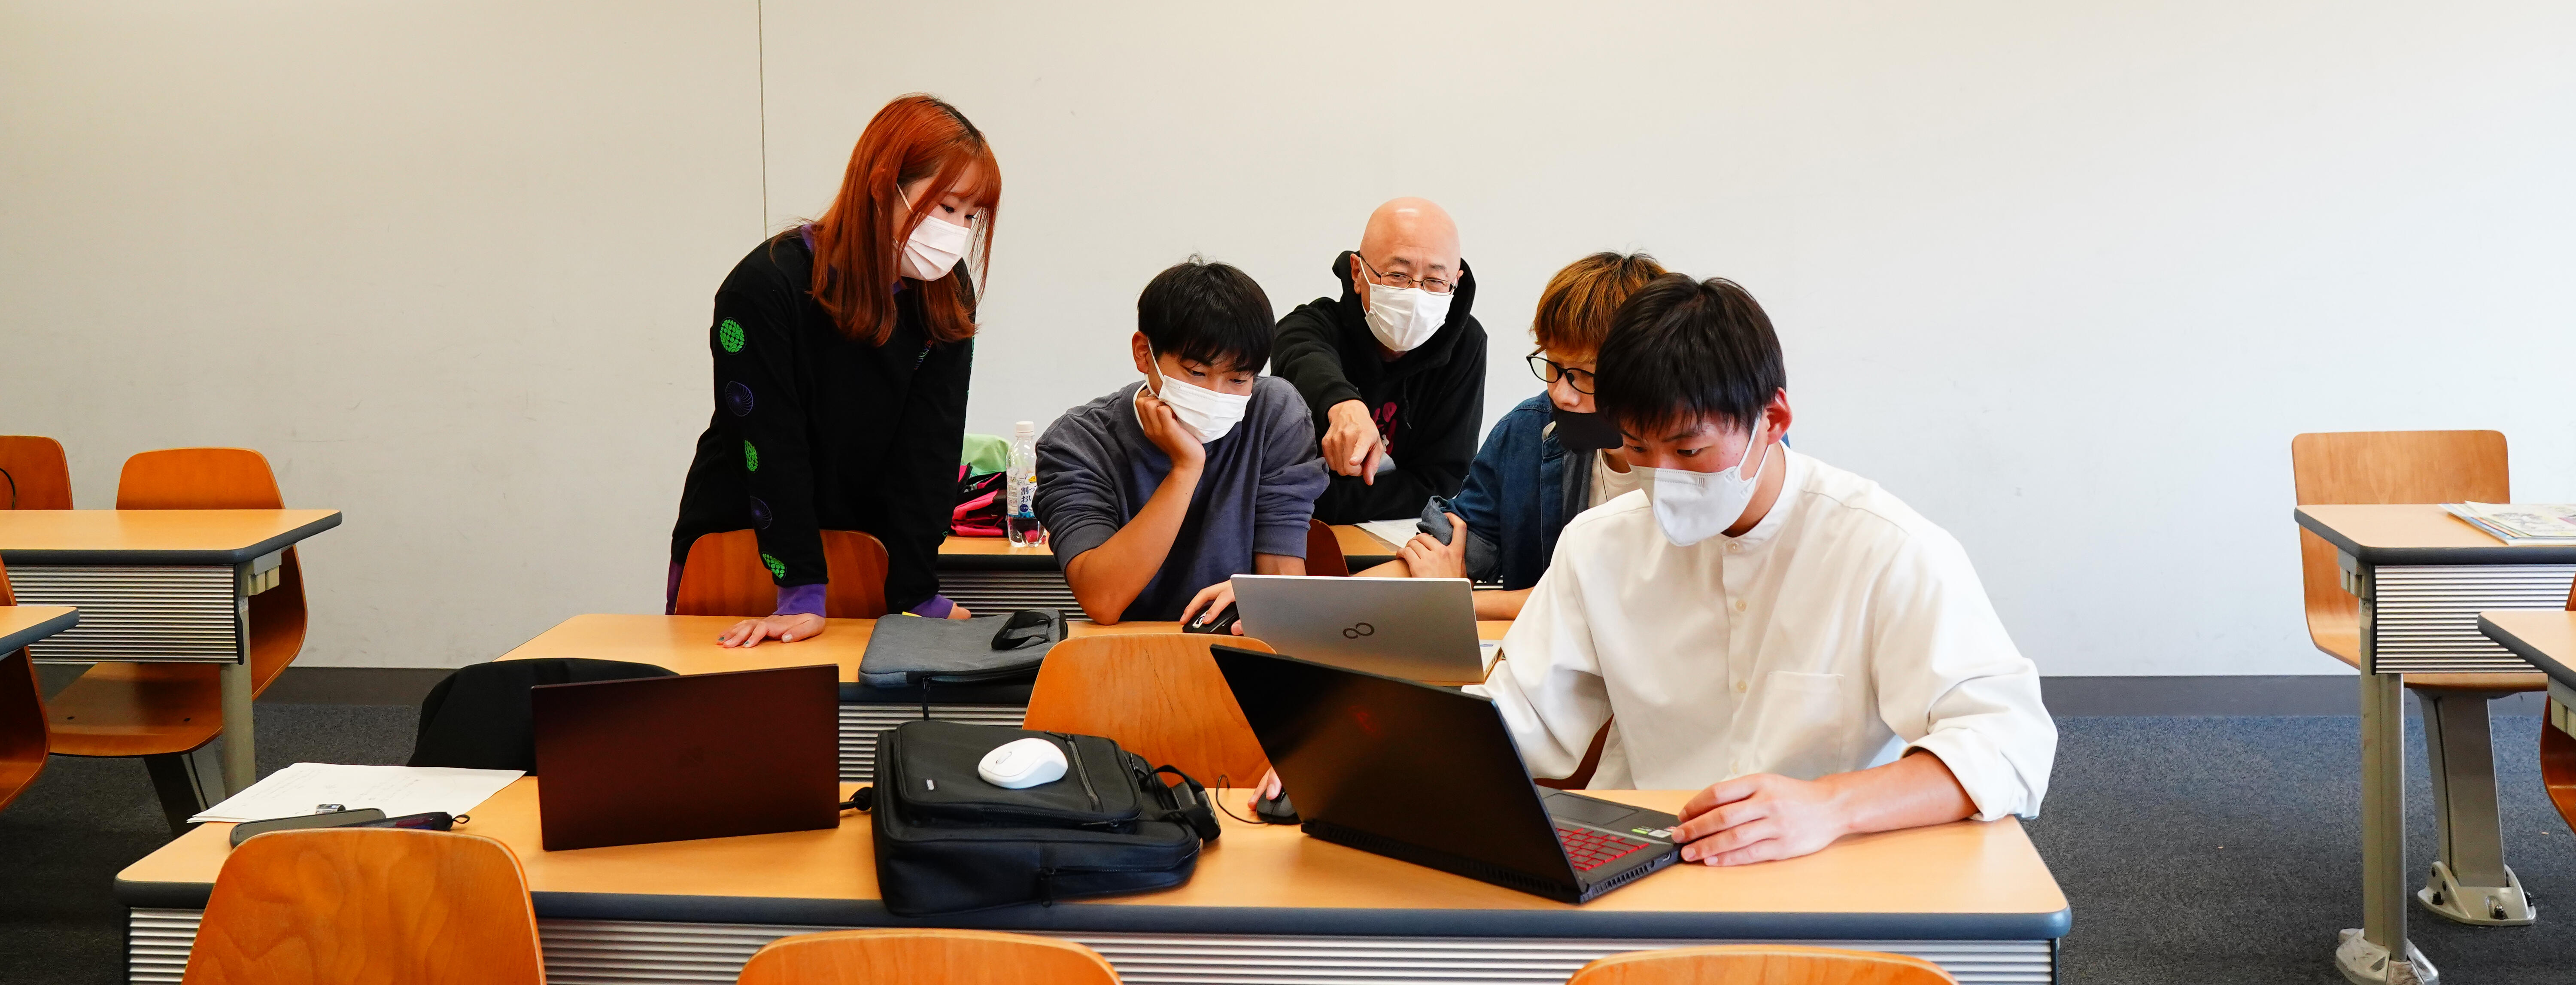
1361, 279, 1452, 353
1136, 353, 1252, 444
896, 189, 972, 281
1636, 420, 1771, 547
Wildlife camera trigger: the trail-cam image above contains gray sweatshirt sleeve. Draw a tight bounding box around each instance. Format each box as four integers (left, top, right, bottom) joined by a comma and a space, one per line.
1252, 380, 1330, 557
1033, 408, 1127, 568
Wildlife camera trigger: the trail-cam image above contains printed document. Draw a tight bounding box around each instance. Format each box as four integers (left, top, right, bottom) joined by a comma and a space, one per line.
190, 763, 523, 824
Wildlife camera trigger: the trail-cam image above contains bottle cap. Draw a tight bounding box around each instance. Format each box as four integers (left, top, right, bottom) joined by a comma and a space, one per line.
1014, 420, 1035, 436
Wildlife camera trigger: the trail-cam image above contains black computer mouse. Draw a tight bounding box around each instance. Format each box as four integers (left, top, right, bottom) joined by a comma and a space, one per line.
1182, 602, 1240, 635
1253, 788, 1299, 825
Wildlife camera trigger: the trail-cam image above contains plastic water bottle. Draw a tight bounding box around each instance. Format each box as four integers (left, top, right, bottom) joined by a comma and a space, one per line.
1006, 420, 1044, 546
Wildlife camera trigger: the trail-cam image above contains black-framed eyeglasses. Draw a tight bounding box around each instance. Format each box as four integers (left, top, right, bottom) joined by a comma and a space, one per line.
1355, 252, 1456, 295
1527, 354, 1594, 394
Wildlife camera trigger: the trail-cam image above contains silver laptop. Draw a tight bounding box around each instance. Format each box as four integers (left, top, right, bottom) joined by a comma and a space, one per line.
1228, 575, 1488, 685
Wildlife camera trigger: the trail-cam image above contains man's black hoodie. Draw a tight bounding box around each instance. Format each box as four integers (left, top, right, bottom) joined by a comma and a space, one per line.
1270, 250, 1487, 523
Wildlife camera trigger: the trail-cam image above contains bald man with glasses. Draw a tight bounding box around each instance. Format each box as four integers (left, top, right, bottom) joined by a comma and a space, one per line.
1270, 197, 1490, 523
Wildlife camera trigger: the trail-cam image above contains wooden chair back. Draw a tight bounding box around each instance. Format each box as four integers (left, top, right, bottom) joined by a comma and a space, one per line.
2290, 431, 2508, 667
0, 558, 51, 813
1022, 634, 1274, 788
1305, 519, 1349, 577
181, 828, 544, 985
118, 447, 283, 509
736, 928, 1120, 985
0, 436, 73, 509
674, 530, 890, 619
1566, 944, 1957, 985
116, 448, 307, 690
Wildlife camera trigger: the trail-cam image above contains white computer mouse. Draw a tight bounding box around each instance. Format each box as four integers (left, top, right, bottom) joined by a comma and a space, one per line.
977, 737, 1068, 789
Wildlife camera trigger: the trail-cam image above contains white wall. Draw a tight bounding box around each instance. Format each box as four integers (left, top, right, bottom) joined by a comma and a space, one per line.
0, 2, 762, 667
5, 2, 2571, 674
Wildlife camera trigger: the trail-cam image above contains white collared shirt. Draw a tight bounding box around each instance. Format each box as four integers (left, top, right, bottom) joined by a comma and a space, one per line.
1488, 449, 2055, 820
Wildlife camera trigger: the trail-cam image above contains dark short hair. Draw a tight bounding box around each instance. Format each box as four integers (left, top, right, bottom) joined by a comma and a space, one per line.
1594, 274, 1786, 435
1137, 257, 1275, 373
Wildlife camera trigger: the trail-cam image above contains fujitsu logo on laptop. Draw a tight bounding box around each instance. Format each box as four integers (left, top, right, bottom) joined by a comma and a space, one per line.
1342, 621, 1376, 639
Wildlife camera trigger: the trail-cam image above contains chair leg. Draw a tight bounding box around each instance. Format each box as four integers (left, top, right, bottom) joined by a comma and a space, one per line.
2415, 690, 2534, 926
140, 744, 225, 837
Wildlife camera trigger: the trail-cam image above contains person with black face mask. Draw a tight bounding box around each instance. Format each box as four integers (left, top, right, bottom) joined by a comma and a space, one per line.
1352, 251, 1665, 620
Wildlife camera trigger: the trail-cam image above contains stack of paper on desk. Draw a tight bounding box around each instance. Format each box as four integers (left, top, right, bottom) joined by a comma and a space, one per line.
1356, 519, 1422, 551
2446, 502, 2576, 546
189, 763, 523, 824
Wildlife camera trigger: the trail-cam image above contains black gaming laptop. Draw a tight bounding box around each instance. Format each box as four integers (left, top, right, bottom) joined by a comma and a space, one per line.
1210, 645, 1680, 903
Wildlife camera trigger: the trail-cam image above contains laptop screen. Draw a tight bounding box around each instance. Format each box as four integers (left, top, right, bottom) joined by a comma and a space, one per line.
1210, 645, 1570, 881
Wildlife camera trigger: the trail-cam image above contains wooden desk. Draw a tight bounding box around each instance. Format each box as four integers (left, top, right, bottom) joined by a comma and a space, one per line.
2292, 505, 2576, 978
0, 509, 342, 792
117, 782, 2068, 985
2481, 610, 2576, 694
934, 526, 1401, 615
0, 605, 79, 654
496, 614, 1511, 782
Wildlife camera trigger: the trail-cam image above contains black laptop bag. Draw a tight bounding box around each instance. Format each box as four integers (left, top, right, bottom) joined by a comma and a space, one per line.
866, 720, 1221, 915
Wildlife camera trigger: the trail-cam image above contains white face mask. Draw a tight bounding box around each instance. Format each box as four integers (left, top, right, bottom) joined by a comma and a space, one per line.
1361, 277, 1452, 353
1136, 353, 1253, 444
1636, 421, 1771, 547
896, 188, 972, 281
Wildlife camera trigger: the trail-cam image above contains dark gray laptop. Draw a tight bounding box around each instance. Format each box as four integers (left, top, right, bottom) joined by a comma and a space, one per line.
1211, 645, 1679, 903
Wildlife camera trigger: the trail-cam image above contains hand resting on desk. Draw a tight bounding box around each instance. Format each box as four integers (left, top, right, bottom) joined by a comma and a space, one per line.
718, 613, 826, 648
1671, 749, 1974, 866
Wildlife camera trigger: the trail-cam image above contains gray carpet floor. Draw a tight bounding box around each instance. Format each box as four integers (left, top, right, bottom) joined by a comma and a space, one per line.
4, 709, 2573, 983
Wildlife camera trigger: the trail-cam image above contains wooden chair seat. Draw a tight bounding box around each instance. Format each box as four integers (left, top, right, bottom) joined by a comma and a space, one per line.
674, 529, 890, 619
1566, 943, 1956, 985
736, 928, 1120, 985
47, 662, 228, 757
1022, 634, 1275, 789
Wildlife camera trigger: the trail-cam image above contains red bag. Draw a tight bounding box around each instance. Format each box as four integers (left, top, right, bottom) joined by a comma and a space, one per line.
952, 466, 1006, 537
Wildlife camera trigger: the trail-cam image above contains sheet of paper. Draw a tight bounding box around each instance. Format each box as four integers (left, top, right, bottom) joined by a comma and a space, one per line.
1356, 519, 1420, 549
190, 762, 523, 824
1479, 639, 1503, 673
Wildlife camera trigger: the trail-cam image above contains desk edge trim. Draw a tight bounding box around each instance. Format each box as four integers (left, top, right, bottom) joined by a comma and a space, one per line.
115, 879, 2067, 939
2477, 613, 2576, 687
0, 511, 343, 566
2294, 507, 2576, 565
0, 607, 79, 653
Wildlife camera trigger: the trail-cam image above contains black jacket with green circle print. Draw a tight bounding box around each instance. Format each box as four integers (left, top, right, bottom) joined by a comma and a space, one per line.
670, 231, 972, 612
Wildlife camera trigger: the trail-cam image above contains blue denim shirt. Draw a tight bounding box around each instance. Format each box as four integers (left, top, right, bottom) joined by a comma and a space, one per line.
1435, 395, 1591, 591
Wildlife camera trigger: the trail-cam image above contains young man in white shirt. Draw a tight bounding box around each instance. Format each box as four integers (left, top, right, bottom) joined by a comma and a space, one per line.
1488, 273, 2055, 866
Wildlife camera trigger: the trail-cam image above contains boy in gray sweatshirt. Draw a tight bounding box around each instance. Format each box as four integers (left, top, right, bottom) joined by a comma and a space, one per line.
1035, 259, 1329, 624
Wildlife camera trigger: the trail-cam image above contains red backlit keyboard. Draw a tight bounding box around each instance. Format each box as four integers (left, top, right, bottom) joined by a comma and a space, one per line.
1555, 824, 1652, 872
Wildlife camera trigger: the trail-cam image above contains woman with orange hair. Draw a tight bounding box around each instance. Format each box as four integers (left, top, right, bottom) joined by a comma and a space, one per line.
670, 93, 1000, 647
